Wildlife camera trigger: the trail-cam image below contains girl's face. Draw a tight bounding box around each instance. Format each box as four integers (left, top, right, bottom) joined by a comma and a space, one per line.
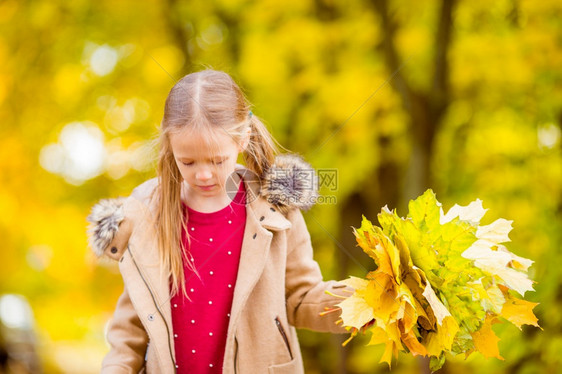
170, 127, 245, 205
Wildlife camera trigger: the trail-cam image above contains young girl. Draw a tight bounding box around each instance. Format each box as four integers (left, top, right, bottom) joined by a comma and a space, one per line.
87, 69, 347, 373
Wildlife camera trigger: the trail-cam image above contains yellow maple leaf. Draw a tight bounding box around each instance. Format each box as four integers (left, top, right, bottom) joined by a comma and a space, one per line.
424, 315, 459, 356
368, 325, 401, 368
380, 340, 397, 368
402, 269, 436, 330
365, 273, 400, 324
356, 226, 402, 281
470, 315, 504, 360
378, 233, 402, 283
500, 296, 541, 330
395, 234, 414, 277
396, 291, 417, 333
336, 277, 373, 329
340, 275, 370, 290
368, 326, 389, 345
336, 293, 374, 330
402, 330, 428, 357
422, 282, 451, 325
379, 339, 400, 368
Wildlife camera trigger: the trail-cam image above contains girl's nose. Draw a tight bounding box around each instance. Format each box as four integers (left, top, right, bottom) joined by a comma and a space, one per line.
195, 167, 213, 181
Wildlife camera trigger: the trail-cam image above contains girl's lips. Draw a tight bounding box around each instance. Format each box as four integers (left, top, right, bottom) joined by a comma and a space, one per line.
198, 184, 216, 190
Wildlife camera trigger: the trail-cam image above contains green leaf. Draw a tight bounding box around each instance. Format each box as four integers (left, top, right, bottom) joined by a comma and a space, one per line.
408, 189, 441, 233
429, 353, 446, 372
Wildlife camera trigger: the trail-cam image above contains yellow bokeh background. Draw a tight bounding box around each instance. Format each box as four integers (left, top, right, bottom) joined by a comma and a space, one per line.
0, 0, 560, 373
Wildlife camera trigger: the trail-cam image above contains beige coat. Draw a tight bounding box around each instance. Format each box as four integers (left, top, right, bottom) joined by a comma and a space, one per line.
89, 163, 347, 373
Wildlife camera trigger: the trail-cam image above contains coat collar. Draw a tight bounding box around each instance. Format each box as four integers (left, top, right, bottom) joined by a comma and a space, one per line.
233, 164, 291, 232
87, 153, 318, 259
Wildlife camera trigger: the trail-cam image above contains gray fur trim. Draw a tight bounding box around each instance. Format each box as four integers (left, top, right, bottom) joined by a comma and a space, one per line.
261, 154, 319, 211
86, 197, 126, 257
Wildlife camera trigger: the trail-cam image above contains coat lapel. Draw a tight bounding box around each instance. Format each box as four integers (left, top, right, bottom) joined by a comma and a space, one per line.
121, 197, 176, 366
228, 171, 292, 329
222, 172, 293, 373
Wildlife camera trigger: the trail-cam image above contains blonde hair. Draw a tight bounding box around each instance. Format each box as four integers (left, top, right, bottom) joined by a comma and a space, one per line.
156, 69, 282, 297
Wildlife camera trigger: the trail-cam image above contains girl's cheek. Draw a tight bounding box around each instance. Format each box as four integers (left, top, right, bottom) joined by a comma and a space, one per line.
218, 163, 231, 175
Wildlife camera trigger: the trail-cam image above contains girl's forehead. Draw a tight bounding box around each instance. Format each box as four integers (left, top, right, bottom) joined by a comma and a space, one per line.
169, 127, 239, 158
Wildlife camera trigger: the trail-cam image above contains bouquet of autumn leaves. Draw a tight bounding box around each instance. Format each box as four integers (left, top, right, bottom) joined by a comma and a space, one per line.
324, 190, 540, 371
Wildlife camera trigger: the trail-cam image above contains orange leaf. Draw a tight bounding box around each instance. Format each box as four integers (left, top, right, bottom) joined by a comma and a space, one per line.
401, 329, 428, 357
471, 315, 504, 360
501, 297, 541, 330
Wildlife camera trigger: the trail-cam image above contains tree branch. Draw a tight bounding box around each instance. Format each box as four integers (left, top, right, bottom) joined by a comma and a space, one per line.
372, 0, 414, 112
163, 0, 192, 75
432, 0, 456, 108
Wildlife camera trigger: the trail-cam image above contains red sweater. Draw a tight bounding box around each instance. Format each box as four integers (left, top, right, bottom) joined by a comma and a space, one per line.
170, 181, 246, 373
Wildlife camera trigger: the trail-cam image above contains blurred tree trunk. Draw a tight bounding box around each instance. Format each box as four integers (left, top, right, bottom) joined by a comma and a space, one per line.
371, 0, 457, 372
372, 0, 456, 207
164, 0, 193, 76
558, 110, 562, 217
362, 133, 401, 215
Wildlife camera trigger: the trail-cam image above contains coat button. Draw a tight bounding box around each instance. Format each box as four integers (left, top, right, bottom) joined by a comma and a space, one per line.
270, 207, 276, 212
148, 314, 154, 321
252, 233, 257, 239
260, 216, 265, 221
110, 247, 118, 254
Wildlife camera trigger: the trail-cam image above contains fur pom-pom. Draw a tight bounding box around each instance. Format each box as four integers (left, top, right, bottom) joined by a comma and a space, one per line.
87, 198, 126, 257
261, 154, 319, 212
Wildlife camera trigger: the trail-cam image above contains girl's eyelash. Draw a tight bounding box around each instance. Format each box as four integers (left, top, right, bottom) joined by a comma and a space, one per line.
181, 160, 224, 166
